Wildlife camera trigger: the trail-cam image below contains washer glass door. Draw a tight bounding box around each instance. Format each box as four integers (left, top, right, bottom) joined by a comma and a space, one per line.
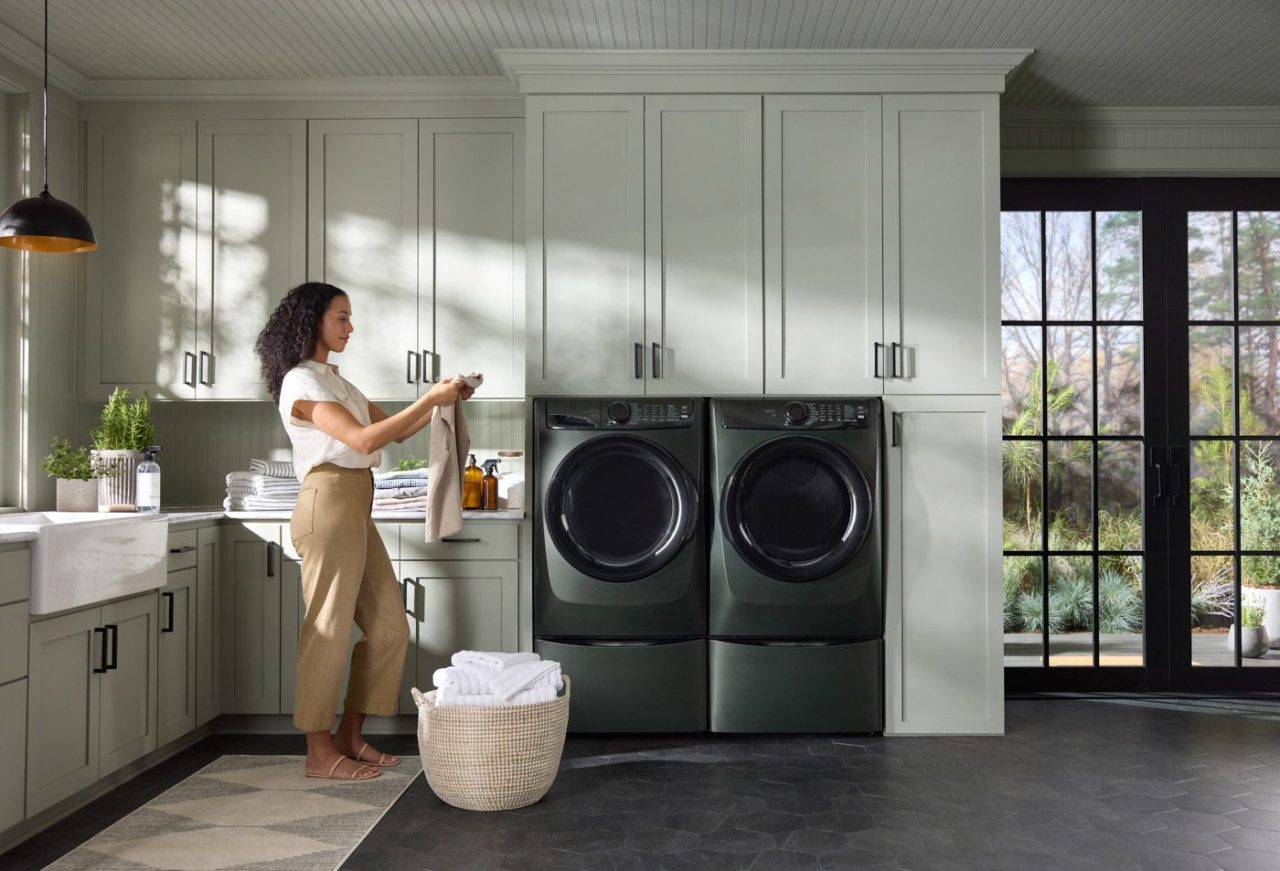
545, 436, 697, 582
722, 436, 871, 581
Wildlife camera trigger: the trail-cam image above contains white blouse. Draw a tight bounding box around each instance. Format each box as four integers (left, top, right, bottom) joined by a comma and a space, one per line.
277, 359, 382, 482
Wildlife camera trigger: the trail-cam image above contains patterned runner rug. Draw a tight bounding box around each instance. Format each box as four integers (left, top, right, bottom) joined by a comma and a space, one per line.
46, 755, 421, 871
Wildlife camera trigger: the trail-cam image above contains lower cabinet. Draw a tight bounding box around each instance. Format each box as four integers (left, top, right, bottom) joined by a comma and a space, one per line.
884, 395, 1002, 735
158, 567, 197, 746
195, 525, 221, 726
27, 593, 159, 815
220, 523, 282, 714
0, 679, 26, 830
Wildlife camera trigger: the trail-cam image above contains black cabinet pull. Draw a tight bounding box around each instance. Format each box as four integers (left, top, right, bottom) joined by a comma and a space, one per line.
93, 627, 109, 673
199, 351, 214, 386
406, 350, 420, 384
162, 592, 175, 633
891, 342, 903, 378
266, 542, 275, 577
440, 537, 481, 543
402, 579, 412, 614
874, 342, 884, 379
652, 343, 661, 379
424, 350, 439, 383
634, 342, 643, 379
182, 351, 196, 387
106, 624, 119, 671
891, 412, 902, 447
169, 545, 196, 554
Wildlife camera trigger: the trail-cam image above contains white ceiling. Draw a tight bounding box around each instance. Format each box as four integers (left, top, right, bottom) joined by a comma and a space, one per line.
0, 0, 1275, 106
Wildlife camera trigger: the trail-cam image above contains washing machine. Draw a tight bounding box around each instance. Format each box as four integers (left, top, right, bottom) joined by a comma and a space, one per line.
708, 397, 883, 733
533, 397, 707, 732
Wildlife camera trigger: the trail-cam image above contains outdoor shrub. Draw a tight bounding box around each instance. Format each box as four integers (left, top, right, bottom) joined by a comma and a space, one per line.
1241, 598, 1266, 630
1098, 571, 1143, 634
1015, 589, 1062, 633
1240, 446, 1280, 588
1050, 575, 1093, 631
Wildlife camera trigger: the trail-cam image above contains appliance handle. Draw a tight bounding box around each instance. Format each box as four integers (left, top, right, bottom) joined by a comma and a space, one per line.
891, 412, 902, 447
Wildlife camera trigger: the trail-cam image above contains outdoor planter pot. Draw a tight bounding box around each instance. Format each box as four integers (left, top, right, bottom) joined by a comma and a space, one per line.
1242, 586, 1280, 649
1227, 623, 1270, 659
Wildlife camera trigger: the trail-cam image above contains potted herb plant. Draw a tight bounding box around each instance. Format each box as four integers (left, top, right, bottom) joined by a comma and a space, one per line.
1240, 448, 1280, 647
40, 437, 97, 512
90, 387, 157, 512
1228, 598, 1270, 659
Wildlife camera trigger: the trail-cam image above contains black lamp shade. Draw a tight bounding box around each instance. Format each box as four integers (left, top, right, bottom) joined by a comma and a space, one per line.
0, 189, 97, 253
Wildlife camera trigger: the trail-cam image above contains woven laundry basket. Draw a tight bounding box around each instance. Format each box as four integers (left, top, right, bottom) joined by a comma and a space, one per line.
411, 676, 570, 812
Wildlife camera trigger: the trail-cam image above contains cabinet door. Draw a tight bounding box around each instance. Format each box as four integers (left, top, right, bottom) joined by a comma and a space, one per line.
765, 96, 883, 395
308, 120, 419, 401
195, 525, 221, 726
196, 120, 306, 399
0, 679, 25, 830
884, 396, 1002, 735
159, 569, 197, 746
646, 95, 763, 395
27, 609, 100, 815
421, 118, 524, 398
402, 561, 518, 692
99, 594, 159, 777
883, 95, 1001, 395
221, 524, 281, 714
526, 96, 645, 395
84, 120, 197, 400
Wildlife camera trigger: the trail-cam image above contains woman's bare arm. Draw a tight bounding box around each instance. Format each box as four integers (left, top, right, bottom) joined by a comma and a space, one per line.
291, 380, 466, 454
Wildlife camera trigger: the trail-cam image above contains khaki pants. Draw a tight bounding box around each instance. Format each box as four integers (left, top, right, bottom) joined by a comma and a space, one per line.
290, 463, 408, 732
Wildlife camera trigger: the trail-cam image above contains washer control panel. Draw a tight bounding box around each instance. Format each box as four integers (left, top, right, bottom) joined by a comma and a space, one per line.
720, 399, 874, 430
546, 398, 695, 429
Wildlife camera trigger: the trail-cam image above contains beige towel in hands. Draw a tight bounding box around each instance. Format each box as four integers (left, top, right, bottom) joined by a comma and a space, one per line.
424, 373, 482, 542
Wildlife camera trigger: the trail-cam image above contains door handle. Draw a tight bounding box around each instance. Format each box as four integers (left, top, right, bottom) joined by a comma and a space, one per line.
162, 592, 175, 633
93, 627, 109, 673
406, 350, 420, 384
634, 342, 643, 379
874, 342, 884, 379
1170, 446, 1187, 507
891, 342, 903, 379
106, 624, 119, 670
199, 351, 214, 386
1149, 448, 1165, 504
652, 343, 662, 379
891, 412, 902, 447
182, 351, 196, 387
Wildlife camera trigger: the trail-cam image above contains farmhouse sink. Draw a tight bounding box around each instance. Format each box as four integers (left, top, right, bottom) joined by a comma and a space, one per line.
0, 512, 169, 615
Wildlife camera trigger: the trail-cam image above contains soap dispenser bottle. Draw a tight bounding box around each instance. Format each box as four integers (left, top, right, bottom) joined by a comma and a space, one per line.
481, 460, 500, 510
136, 445, 162, 514
462, 453, 483, 510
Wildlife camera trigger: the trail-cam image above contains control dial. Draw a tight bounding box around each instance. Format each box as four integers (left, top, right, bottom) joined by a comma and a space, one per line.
784, 401, 809, 424
606, 401, 632, 424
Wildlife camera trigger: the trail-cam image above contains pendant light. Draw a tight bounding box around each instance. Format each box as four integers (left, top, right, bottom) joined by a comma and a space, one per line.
0, 0, 96, 253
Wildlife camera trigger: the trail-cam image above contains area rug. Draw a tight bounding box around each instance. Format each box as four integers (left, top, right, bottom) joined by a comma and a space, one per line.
45, 755, 420, 871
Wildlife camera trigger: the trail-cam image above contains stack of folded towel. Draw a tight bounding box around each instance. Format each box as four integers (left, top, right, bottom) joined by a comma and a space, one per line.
224, 460, 300, 511
432, 650, 563, 708
373, 467, 428, 512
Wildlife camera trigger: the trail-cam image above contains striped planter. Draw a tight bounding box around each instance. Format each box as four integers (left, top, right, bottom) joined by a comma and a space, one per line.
92, 449, 144, 512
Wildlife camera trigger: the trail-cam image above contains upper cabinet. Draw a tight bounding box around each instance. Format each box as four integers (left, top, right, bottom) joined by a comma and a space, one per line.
883, 94, 1001, 395
83, 119, 305, 401
527, 95, 763, 396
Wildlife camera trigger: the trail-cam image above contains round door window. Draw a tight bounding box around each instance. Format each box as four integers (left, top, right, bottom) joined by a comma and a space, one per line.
721, 436, 872, 582
545, 436, 697, 582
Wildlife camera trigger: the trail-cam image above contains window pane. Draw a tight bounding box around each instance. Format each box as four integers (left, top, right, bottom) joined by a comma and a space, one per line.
1189, 326, 1235, 436
1097, 325, 1142, 435
1191, 556, 1233, 667
1046, 212, 1092, 321
1048, 440, 1092, 550
1047, 326, 1092, 435
1097, 211, 1142, 321
1098, 442, 1143, 551
1240, 326, 1280, 436
1188, 211, 1234, 321
1049, 555, 1093, 666
1191, 440, 1235, 551
1001, 212, 1042, 321
1004, 556, 1043, 667
1238, 211, 1280, 322
1002, 325, 1041, 435
1241, 442, 1280, 558
1099, 555, 1144, 666
1003, 441, 1043, 550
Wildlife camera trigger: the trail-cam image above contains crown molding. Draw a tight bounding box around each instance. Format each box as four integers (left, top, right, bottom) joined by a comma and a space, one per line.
495, 48, 1033, 94
0, 18, 88, 99
74, 75, 518, 102
1002, 106, 1280, 128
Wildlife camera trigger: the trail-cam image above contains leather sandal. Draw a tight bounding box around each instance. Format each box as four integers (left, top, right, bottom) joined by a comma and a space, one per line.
305, 756, 381, 781
357, 741, 401, 767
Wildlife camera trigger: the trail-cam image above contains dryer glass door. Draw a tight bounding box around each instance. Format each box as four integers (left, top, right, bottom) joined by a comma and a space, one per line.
545, 436, 697, 582
722, 437, 872, 582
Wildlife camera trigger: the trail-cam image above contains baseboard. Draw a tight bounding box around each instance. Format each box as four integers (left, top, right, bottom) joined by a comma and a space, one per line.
210, 714, 419, 734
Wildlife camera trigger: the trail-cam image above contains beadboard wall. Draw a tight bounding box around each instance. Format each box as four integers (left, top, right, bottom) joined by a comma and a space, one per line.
68, 399, 527, 509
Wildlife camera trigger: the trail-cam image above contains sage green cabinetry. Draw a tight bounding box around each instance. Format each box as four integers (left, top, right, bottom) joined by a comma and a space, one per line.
157, 566, 196, 746
195, 526, 221, 726
0, 548, 30, 831
220, 523, 281, 714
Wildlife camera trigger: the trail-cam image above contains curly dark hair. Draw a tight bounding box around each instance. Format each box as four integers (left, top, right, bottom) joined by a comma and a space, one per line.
255, 282, 348, 402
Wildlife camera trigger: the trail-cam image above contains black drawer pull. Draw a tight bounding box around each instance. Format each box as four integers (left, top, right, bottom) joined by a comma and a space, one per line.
169, 545, 196, 554
440, 537, 481, 543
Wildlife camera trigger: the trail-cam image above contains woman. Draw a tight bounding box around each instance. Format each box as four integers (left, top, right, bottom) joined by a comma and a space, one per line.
255, 282, 474, 781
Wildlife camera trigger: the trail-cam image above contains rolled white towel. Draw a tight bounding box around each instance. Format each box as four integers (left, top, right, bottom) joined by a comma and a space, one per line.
451, 650, 540, 670
434, 685, 556, 708
489, 660, 563, 702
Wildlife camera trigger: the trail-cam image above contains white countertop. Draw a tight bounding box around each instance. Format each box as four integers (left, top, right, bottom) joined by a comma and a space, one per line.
166, 508, 525, 525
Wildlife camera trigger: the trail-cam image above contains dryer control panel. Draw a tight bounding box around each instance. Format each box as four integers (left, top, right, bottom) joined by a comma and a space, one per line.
545, 398, 695, 429
721, 399, 874, 430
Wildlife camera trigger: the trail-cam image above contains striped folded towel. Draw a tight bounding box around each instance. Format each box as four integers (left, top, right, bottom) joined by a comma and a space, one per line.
373, 485, 427, 500
249, 458, 296, 478
223, 496, 297, 511
433, 685, 557, 708
374, 467, 429, 481
226, 471, 300, 491
376, 476, 427, 489
451, 651, 541, 670
432, 665, 562, 696
373, 497, 427, 511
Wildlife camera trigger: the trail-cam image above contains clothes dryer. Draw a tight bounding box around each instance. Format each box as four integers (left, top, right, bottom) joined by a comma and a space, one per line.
708, 397, 883, 733
533, 397, 707, 732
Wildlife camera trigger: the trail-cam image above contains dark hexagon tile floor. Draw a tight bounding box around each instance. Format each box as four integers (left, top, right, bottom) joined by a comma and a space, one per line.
8, 697, 1280, 870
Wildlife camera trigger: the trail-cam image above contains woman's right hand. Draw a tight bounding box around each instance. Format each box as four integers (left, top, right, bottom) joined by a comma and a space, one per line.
423, 378, 464, 408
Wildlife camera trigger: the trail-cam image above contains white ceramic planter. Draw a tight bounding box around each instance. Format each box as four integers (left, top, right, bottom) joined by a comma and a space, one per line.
1242, 585, 1280, 649
54, 478, 98, 512
1227, 624, 1271, 659
92, 449, 144, 512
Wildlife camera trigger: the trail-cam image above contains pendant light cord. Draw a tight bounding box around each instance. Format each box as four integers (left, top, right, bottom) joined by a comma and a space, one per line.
41, 0, 49, 193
